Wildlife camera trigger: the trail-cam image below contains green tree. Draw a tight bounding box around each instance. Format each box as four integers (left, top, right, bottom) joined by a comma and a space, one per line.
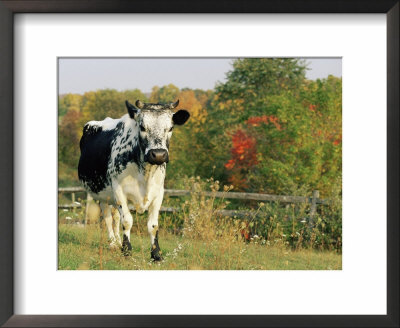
166, 89, 209, 180
58, 109, 81, 167
150, 84, 180, 103
200, 58, 341, 196
80, 89, 147, 123
123, 89, 149, 104
214, 58, 307, 121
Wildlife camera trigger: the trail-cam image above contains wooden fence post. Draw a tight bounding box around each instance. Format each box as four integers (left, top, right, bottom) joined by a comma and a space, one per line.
71, 192, 76, 214
309, 190, 319, 228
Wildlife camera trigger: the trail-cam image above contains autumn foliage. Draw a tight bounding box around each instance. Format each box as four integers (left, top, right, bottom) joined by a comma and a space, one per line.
224, 129, 258, 189
246, 115, 281, 130
58, 109, 81, 167
58, 58, 341, 199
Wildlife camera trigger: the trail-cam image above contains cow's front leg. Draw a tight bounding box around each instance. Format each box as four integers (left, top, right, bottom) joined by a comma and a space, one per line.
147, 194, 163, 261
113, 185, 133, 256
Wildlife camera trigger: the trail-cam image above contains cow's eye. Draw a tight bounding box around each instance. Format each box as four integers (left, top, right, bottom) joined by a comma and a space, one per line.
169, 126, 174, 132
140, 125, 146, 132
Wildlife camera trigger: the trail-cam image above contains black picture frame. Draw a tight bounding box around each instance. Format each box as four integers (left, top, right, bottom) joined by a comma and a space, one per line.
0, 1, 398, 327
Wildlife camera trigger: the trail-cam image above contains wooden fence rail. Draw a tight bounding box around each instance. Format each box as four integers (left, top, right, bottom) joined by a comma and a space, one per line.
58, 186, 329, 204
58, 187, 329, 222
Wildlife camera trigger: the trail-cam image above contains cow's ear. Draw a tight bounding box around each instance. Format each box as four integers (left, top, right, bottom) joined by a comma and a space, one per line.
125, 100, 138, 119
173, 110, 190, 125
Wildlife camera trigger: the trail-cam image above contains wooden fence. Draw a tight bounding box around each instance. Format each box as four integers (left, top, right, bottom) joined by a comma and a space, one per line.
58, 186, 329, 225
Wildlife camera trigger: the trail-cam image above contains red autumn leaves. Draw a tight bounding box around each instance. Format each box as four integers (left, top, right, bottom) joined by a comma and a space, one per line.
246, 115, 282, 130
224, 107, 342, 190
225, 115, 280, 189
225, 129, 258, 171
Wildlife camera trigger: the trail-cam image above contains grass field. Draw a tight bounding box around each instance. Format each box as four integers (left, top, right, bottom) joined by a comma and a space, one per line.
59, 177, 341, 270
58, 224, 341, 270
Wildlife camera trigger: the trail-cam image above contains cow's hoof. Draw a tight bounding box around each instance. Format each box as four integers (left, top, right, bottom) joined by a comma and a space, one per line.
151, 252, 163, 262
121, 244, 132, 256
121, 235, 132, 256
109, 241, 120, 250
151, 246, 163, 262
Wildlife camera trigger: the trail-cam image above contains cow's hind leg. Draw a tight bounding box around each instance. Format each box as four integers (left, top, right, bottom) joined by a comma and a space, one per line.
147, 195, 163, 261
114, 185, 133, 256
100, 203, 118, 248
118, 204, 133, 256
112, 207, 122, 247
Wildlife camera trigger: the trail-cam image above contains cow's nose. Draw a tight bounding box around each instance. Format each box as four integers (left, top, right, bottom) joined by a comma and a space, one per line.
148, 149, 168, 165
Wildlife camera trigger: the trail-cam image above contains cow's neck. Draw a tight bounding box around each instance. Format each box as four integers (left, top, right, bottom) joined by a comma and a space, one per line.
143, 163, 166, 186
139, 163, 165, 205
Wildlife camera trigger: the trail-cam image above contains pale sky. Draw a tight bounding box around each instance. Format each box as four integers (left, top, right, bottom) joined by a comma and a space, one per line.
58, 58, 341, 95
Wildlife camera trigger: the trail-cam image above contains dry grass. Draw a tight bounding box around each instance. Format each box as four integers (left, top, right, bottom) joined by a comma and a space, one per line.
58, 177, 341, 270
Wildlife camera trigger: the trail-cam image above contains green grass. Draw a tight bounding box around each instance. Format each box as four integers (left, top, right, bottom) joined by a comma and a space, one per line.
58, 224, 341, 270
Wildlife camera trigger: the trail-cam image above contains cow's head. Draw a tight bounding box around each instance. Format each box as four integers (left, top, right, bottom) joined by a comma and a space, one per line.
125, 99, 190, 165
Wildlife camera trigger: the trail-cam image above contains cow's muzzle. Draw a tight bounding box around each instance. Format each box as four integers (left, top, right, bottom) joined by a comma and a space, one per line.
146, 149, 169, 165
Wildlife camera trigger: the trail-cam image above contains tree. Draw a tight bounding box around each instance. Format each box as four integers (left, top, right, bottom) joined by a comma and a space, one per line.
80, 88, 147, 124
58, 94, 83, 119
165, 89, 210, 181
215, 58, 307, 121
80, 89, 125, 121
193, 89, 214, 109
204, 58, 341, 196
178, 90, 207, 126
58, 109, 82, 167
149, 84, 180, 103
124, 89, 149, 104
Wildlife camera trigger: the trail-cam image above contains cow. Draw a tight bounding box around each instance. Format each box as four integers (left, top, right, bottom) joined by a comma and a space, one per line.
78, 99, 190, 261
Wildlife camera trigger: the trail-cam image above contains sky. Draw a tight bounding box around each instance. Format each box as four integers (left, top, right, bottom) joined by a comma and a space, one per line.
58, 58, 341, 95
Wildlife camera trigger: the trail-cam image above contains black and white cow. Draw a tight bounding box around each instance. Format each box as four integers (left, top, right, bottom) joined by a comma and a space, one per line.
78, 100, 190, 260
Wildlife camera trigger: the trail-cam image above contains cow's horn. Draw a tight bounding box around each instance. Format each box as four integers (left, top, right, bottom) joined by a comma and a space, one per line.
135, 100, 145, 109
170, 99, 179, 109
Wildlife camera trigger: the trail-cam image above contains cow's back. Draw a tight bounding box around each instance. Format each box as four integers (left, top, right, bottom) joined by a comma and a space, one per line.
78, 123, 120, 193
